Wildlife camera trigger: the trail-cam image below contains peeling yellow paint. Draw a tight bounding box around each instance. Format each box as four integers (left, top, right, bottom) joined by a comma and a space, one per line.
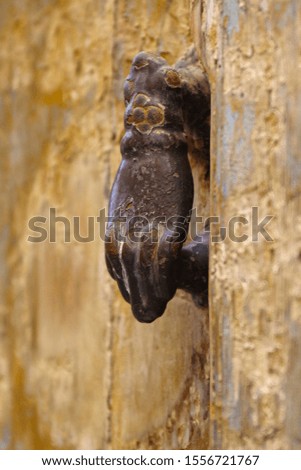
0, 0, 209, 450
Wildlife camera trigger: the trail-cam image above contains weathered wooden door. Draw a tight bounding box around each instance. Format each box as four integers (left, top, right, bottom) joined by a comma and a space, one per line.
0, 0, 209, 449
0, 0, 300, 450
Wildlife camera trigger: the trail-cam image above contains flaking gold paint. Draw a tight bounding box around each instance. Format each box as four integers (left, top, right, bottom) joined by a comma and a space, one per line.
1, 0, 209, 450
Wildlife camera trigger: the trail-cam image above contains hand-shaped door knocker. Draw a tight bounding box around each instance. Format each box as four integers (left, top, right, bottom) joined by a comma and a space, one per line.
105, 49, 210, 323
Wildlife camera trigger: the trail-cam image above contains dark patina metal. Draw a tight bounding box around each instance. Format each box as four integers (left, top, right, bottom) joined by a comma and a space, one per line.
105, 50, 210, 323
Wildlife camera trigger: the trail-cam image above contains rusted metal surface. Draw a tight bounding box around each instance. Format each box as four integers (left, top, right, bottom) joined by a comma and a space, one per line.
105, 51, 210, 323
177, 233, 209, 308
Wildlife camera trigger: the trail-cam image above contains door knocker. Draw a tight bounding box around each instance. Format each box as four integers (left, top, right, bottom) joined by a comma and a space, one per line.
105, 49, 210, 323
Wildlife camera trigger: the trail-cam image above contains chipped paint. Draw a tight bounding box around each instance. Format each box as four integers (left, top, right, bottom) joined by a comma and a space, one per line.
223, 0, 240, 36
196, 0, 301, 449
0, 0, 209, 450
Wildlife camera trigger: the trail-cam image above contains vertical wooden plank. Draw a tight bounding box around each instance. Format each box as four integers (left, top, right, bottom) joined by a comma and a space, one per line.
109, 0, 210, 450
0, 0, 210, 449
0, 0, 115, 449
194, 0, 301, 449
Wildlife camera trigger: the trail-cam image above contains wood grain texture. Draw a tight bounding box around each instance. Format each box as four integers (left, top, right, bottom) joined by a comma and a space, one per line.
194, 0, 301, 449
0, 0, 209, 449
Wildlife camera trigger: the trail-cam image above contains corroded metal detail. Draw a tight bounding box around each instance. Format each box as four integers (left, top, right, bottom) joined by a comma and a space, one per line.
105, 50, 210, 323
125, 93, 165, 134
177, 233, 209, 309
175, 48, 210, 163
